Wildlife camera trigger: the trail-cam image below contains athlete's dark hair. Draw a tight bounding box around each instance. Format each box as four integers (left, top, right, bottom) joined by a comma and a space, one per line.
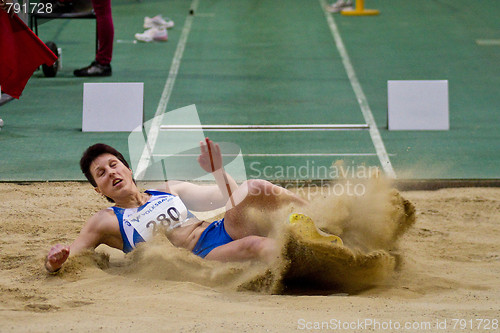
80, 143, 130, 202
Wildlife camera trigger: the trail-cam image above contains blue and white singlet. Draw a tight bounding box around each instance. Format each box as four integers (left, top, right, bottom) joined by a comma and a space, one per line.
110, 190, 196, 253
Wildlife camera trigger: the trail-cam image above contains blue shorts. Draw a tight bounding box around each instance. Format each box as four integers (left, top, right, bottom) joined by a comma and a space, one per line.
192, 218, 234, 258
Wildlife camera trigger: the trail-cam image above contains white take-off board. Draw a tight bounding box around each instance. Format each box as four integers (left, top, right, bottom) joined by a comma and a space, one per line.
388, 80, 449, 130
82, 82, 144, 132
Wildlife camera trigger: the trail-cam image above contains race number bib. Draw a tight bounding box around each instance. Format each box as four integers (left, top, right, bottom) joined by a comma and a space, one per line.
123, 194, 196, 243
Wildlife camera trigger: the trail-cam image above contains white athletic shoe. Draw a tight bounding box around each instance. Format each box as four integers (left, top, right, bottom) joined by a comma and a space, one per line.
135, 27, 168, 42
325, 0, 353, 13
143, 15, 174, 29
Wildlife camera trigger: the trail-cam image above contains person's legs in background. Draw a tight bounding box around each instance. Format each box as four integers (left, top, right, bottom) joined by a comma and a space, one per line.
74, 0, 113, 76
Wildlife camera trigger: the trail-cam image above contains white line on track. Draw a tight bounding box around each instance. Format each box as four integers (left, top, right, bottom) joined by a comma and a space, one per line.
320, 0, 397, 178
136, 0, 199, 177
160, 124, 369, 131
153, 153, 393, 157
476, 39, 500, 46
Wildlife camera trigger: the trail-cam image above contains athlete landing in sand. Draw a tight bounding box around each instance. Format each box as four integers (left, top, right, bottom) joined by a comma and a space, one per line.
45, 138, 307, 273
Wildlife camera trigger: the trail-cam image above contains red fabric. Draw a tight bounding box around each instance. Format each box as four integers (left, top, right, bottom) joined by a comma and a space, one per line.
92, 0, 114, 65
0, 10, 57, 99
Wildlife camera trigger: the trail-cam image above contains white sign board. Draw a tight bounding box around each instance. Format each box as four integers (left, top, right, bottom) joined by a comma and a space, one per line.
388, 80, 449, 130
82, 82, 143, 132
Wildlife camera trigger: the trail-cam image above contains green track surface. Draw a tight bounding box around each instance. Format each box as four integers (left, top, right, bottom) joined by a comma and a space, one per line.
1, 0, 499, 181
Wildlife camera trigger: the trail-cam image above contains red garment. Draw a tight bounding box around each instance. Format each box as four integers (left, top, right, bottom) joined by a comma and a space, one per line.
0, 10, 57, 99
92, 0, 114, 65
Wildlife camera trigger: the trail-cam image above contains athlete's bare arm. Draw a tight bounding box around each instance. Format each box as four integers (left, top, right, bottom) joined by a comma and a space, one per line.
45, 209, 122, 273
162, 138, 239, 212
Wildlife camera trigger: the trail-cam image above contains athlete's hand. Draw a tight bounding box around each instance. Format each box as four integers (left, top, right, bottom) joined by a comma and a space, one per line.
45, 244, 70, 273
198, 137, 223, 173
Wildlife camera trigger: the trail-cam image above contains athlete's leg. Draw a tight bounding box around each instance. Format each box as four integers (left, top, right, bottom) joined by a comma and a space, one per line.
204, 235, 278, 263
223, 179, 308, 239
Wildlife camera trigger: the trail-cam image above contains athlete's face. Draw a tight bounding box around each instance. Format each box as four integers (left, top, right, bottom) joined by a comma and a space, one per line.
90, 153, 134, 198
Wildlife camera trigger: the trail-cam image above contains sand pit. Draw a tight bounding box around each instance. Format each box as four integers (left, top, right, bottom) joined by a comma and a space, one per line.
0, 181, 499, 332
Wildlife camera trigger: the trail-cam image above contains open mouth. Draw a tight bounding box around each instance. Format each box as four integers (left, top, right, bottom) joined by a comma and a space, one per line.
112, 179, 123, 186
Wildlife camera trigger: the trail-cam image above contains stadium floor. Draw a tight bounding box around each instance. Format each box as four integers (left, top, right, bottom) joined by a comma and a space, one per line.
0, 0, 499, 182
